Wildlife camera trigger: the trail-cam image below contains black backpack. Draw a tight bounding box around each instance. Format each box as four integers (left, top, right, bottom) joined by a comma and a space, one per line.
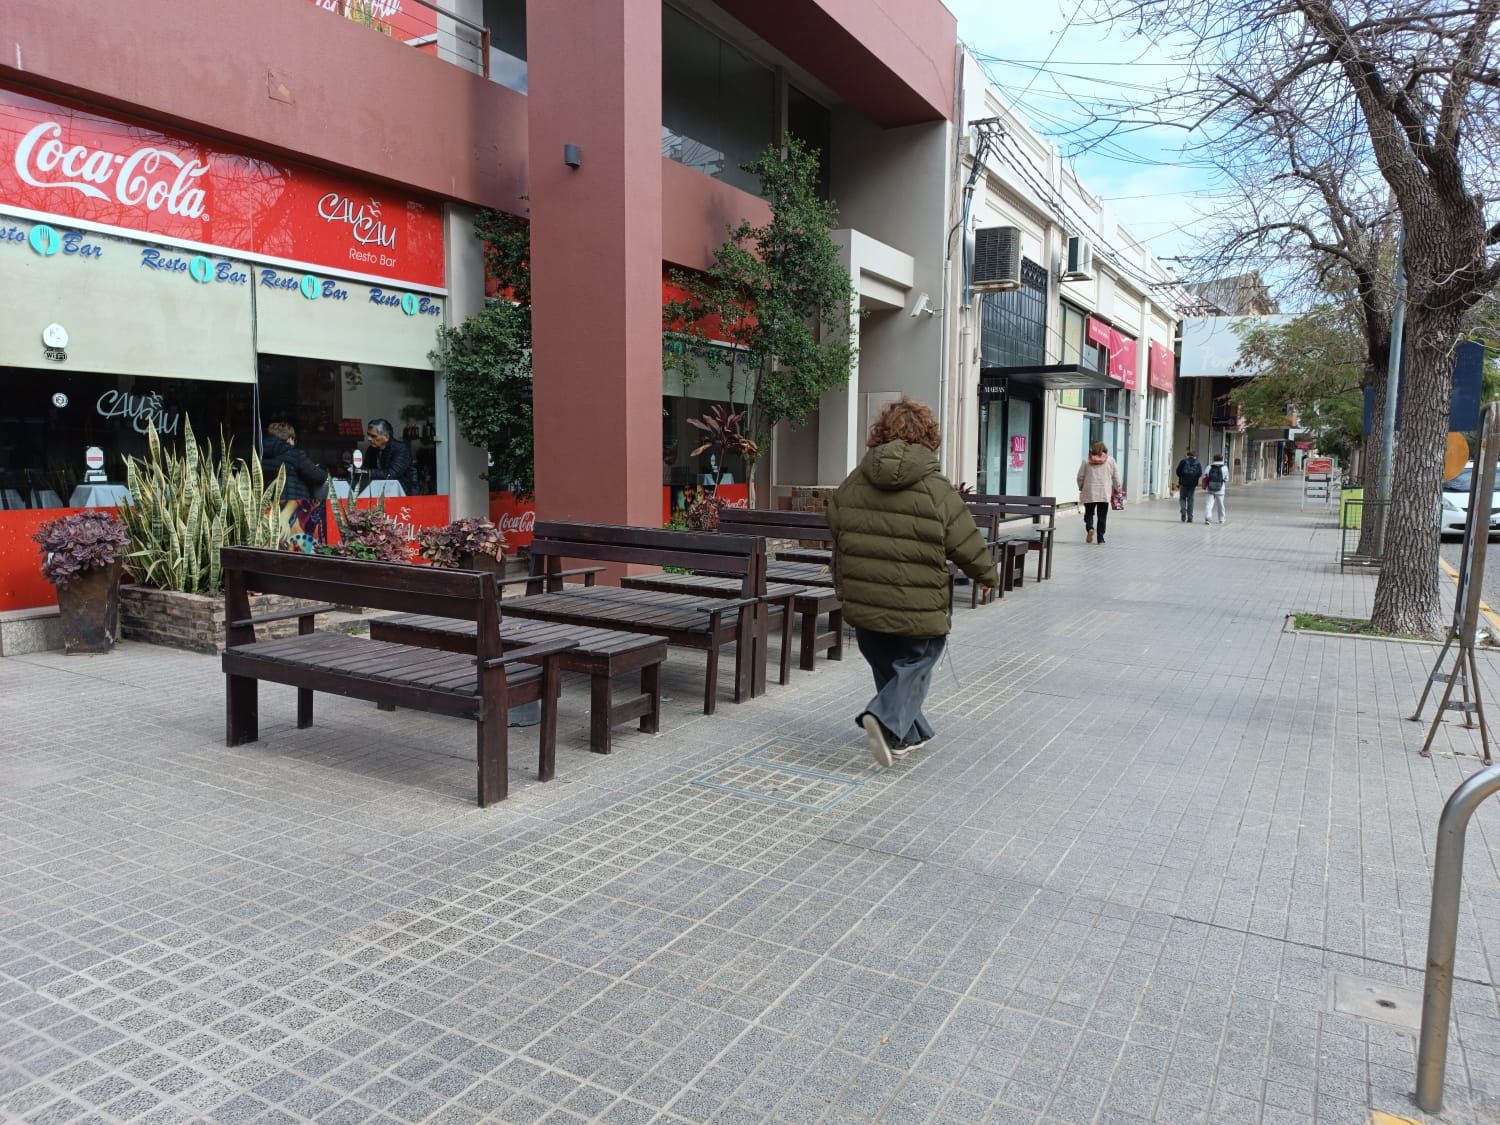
1178, 458, 1203, 488
1206, 462, 1226, 492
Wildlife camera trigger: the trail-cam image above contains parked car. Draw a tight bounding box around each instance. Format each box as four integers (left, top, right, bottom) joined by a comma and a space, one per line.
1440, 462, 1500, 539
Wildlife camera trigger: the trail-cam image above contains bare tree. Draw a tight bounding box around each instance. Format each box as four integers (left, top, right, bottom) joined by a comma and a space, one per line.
1088, 0, 1500, 635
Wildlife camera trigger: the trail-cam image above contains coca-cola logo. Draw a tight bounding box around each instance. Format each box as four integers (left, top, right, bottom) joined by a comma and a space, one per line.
14, 122, 210, 220
496, 511, 536, 535
318, 193, 396, 249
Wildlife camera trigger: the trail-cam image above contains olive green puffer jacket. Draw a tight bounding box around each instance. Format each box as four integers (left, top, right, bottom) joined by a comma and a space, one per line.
825, 440, 999, 637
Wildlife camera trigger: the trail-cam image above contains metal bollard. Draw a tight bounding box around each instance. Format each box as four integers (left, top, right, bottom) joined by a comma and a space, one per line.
1415, 761, 1500, 1114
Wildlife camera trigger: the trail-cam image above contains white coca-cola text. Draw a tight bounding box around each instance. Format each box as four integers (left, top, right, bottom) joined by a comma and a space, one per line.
14, 122, 210, 219
497, 511, 536, 535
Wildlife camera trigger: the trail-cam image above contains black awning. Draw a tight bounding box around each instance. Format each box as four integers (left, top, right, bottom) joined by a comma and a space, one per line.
980, 364, 1117, 391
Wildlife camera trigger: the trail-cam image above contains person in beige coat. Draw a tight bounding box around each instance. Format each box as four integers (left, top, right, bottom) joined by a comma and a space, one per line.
1076, 440, 1122, 544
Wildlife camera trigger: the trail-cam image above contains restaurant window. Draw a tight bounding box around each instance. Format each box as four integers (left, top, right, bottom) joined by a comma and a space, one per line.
662, 5, 775, 194
0, 368, 253, 509
787, 85, 832, 200
1081, 385, 1131, 489
483, 0, 527, 93
980, 259, 1048, 369
662, 345, 751, 518
257, 356, 439, 496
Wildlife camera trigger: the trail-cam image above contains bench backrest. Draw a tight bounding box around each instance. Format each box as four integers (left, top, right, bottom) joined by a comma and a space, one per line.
969, 494, 1057, 526
964, 503, 1004, 535
718, 507, 834, 545
528, 521, 766, 595
221, 547, 501, 657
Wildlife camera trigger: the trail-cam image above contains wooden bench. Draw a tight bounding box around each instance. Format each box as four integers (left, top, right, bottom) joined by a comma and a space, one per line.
618, 574, 804, 681
503, 522, 768, 715
369, 615, 666, 756
965, 503, 1031, 597
718, 508, 845, 670
972, 494, 1057, 581
220, 548, 574, 807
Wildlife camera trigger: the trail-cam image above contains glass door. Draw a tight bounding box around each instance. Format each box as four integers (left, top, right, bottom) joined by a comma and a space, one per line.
1005, 398, 1032, 495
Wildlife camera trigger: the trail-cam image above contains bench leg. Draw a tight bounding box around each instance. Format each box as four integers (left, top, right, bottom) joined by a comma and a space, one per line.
297, 688, 314, 729
829, 609, 844, 661
799, 608, 818, 672
641, 662, 662, 734
226, 674, 258, 746
1013, 548, 1026, 589
476, 682, 509, 806
778, 601, 793, 686
1043, 540, 1053, 580
538, 661, 560, 781
376, 701, 396, 712
703, 642, 719, 716
590, 674, 613, 756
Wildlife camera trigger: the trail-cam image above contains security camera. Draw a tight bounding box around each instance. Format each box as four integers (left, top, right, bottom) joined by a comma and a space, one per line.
909, 292, 935, 318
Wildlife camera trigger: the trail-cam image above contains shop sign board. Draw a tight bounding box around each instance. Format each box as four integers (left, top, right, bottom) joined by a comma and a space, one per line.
1087, 316, 1139, 390
1147, 340, 1175, 393
304, 0, 439, 45
0, 86, 445, 291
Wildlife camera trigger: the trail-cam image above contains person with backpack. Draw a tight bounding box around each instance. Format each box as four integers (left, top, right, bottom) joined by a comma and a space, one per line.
1202, 451, 1229, 525
1174, 449, 1204, 523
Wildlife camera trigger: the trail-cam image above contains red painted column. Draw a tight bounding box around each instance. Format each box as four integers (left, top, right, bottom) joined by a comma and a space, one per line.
527, 0, 663, 527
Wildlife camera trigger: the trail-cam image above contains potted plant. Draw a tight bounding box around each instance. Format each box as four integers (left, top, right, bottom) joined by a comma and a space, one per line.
322, 499, 410, 563
33, 510, 129, 654
417, 518, 506, 574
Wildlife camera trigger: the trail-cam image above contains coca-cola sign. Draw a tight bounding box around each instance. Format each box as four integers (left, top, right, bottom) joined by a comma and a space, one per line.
0, 86, 444, 290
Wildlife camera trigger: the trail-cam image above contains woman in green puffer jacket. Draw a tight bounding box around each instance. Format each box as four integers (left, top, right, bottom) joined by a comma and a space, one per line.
826, 397, 998, 768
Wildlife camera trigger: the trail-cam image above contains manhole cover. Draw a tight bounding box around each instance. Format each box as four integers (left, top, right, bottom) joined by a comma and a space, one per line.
1330, 973, 1422, 1030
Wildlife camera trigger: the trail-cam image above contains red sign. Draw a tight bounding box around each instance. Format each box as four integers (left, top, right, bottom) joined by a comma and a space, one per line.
1305, 458, 1333, 476
488, 491, 537, 549
326, 495, 451, 559
0, 86, 445, 290
1086, 316, 1138, 390
305, 0, 439, 44
1085, 316, 1114, 349
1148, 340, 1175, 393
662, 274, 756, 346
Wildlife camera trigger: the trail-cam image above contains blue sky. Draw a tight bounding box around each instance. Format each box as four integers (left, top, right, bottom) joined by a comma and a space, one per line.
943, 0, 1226, 267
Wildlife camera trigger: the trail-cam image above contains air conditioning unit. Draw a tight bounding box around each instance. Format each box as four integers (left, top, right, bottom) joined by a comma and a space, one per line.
971, 226, 1022, 291
1062, 234, 1095, 281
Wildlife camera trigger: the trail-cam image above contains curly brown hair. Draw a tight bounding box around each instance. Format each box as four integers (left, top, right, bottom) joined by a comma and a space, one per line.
868, 396, 941, 451
267, 421, 296, 442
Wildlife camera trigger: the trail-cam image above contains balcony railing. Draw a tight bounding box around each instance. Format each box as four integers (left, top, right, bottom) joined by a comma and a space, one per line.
312, 0, 493, 80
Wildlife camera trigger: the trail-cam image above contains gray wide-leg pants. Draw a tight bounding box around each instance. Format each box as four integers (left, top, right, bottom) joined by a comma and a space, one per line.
855, 628, 946, 745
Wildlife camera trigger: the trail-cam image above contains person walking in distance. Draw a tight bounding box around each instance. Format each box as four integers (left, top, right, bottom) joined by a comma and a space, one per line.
1174, 449, 1204, 523
1202, 450, 1229, 525
826, 397, 997, 768
1076, 440, 1122, 544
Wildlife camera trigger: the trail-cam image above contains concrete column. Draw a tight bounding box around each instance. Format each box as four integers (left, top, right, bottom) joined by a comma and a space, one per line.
527, 0, 662, 526
441, 203, 491, 519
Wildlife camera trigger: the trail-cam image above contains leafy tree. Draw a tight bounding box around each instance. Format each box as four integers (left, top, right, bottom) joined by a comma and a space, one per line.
429, 209, 534, 499
1230, 306, 1368, 463
665, 139, 856, 503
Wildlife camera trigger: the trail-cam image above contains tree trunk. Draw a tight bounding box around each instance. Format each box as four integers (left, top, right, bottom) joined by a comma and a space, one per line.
1370, 305, 1463, 637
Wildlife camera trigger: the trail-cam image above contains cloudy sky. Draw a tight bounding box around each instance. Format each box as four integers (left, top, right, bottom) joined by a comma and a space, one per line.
942, 0, 1227, 267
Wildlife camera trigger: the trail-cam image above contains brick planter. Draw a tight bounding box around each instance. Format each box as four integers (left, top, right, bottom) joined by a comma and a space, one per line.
119, 585, 319, 655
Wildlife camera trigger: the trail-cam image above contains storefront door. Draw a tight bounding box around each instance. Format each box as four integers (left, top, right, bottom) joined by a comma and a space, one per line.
978, 381, 1042, 497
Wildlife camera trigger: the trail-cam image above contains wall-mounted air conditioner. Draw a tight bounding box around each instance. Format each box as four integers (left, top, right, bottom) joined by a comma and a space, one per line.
971, 226, 1022, 291
1062, 234, 1095, 281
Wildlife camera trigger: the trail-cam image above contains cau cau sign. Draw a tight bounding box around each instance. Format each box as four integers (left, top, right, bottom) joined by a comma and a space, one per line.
0, 85, 445, 291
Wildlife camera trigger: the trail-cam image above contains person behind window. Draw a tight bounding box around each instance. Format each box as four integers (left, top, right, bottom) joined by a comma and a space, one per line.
365, 418, 416, 494
260, 421, 328, 501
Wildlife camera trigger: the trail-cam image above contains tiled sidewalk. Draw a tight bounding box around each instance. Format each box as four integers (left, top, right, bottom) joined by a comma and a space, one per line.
2, 479, 1498, 1124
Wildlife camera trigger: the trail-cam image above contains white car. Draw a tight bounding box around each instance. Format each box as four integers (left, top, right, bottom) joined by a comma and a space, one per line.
1440, 462, 1500, 539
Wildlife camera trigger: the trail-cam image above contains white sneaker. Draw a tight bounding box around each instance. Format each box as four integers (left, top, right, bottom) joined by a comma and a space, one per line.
892, 737, 930, 759
861, 713, 893, 768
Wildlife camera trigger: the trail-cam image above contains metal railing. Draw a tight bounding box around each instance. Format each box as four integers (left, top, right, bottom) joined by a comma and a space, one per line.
319, 0, 492, 79
1338, 498, 1389, 570
1415, 761, 1500, 1113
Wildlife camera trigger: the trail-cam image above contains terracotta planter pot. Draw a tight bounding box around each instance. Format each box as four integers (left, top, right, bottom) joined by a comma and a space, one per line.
56, 561, 121, 655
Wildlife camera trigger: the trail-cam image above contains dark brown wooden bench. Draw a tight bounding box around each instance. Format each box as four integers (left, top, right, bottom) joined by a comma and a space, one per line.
503, 522, 768, 715
368, 615, 665, 756
965, 503, 1030, 598
972, 494, 1057, 581
618, 574, 804, 681
718, 508, 845, 670
220, 548, 574, 807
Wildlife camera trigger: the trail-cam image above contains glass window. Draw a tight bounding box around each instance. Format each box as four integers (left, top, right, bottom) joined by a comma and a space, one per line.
483, 0, 527, 93
0, 368, 253, 508
257, 355, 440, 495
662, 6, 774, 194
787, 86, 832, 199
980, 259, 1048, 369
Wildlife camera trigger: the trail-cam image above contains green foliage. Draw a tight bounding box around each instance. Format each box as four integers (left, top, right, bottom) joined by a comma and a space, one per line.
116, 419, 287, 594
1230, 305, 1366, 462
430, 208, 534, 499
322, 497, 409, 563
665, 139, 856, 480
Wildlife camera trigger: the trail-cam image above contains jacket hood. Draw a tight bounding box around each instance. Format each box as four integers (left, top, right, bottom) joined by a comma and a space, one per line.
860, 440, 940, 492
261, 435, 292, 459
1088, 453, 1109, 464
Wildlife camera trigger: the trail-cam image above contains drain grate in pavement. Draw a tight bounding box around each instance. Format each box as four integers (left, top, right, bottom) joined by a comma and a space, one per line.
1330, 972, 1423, 1030
693, 738, 874, 811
